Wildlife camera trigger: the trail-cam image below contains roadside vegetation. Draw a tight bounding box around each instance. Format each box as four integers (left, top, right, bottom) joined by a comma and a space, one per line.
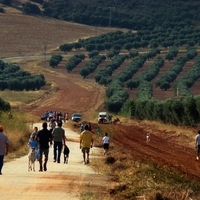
0, 111, 38, 161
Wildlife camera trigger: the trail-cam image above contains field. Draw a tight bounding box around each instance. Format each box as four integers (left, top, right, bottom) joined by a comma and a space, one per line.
0, 6, 121, 58
1, 4, 200, 199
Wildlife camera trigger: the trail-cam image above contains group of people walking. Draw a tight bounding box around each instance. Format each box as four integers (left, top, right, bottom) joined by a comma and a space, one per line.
2, 119, 200, 176
28, 121, 69, 172
28, 121, 110, 169
0, 120, 111, 174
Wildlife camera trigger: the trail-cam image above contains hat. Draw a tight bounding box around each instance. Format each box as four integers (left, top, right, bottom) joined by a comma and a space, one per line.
0, 125, 3, 132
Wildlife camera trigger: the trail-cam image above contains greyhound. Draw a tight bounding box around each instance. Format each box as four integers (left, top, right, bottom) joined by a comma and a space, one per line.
28, 148, 36, 171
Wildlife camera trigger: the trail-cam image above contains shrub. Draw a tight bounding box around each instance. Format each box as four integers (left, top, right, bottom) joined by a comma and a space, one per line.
22, 2, 41, 15
105, 156, 116, 165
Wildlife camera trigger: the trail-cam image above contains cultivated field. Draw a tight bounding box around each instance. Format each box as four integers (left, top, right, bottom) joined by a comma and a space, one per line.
1, 4, 200, 199
0, 6, 121, 57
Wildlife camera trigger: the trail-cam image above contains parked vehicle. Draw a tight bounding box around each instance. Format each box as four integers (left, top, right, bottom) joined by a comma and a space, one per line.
98, 112, 111, 124
40, 111, 64, 121
71, 113, 82, 122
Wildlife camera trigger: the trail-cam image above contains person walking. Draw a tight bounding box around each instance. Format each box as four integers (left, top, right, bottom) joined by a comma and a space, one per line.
80, 124, 93, 165
36, 122, 52, 172
195, 130, 200, 160
80, 122, 85, 133
52, 121, 65, 163
65, 113, 68, 121
88, 122, 92, 132
49, 118, 56, 134
28, 135, 39, 161
30, 127, 39, 160
30, 126, 38, 138
0, 125, 9, 175
102, 132, 110, 155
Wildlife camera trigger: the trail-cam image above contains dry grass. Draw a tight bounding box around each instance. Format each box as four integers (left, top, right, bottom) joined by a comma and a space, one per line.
0, 90, 45, 108
0, 111, 38, 161
0, 6, 124, 58
91, 141, 200, 200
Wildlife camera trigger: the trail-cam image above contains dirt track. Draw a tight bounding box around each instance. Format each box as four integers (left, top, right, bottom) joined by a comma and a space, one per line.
0, 125, 108, 200
24, 66, 200, 183
28, 67, 106, 121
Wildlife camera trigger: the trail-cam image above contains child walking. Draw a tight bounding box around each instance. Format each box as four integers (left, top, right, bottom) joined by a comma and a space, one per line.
28, 135, 39, 160
102, 132, 110, 155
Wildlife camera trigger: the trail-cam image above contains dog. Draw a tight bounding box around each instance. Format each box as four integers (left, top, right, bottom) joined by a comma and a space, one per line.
28, 148, 36, 171
146, 133, 151, 142
63, 145, 70, 164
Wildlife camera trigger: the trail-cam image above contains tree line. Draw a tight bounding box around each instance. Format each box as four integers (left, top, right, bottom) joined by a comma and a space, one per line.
18, 0, 200, 31
58, 27, 200, 55
122, 95, 200, 127
0, 60, 46, 91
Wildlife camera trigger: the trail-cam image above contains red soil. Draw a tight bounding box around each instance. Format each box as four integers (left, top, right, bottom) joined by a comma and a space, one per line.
27, 66, 200, 182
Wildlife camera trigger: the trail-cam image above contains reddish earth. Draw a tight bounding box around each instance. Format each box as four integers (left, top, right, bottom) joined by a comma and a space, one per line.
26, 65, 200, 183
113, 123, 200, 181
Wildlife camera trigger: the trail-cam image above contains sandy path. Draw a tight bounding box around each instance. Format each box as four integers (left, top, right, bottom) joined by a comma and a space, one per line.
0, 123, 108, 200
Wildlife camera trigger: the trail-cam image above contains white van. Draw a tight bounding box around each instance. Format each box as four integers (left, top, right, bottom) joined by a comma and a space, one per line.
98, 112, 111, 124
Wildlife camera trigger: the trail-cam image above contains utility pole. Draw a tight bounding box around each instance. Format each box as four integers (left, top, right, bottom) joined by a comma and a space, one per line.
108, 7, 115, 27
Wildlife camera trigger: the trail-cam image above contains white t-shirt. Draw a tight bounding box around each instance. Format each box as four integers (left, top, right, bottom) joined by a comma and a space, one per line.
102, 136, 109, 144
0, 132, 8, 155
196, 134, 200, 145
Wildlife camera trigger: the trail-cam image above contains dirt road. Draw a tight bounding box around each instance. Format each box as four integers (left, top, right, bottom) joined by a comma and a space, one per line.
0, 123, 108, 200
25, 67, 200, 182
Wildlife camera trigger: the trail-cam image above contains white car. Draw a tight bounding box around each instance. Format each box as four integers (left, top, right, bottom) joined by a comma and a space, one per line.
98, 112, 111, 124
71, 113, 82, 122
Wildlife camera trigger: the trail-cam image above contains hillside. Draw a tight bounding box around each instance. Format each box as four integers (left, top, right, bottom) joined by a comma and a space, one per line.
1, 3, 200, 199
0, 5, 121, 57
9, 0, 200, 30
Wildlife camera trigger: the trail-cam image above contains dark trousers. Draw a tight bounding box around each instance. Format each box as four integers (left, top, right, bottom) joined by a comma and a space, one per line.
0, 155, 4, 173
53, 141, 63, 163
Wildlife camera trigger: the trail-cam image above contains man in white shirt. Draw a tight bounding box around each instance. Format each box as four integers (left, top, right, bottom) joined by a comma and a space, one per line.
0, 125, 9, 175
102, 132, 110, 155
195, 130, 200, 160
